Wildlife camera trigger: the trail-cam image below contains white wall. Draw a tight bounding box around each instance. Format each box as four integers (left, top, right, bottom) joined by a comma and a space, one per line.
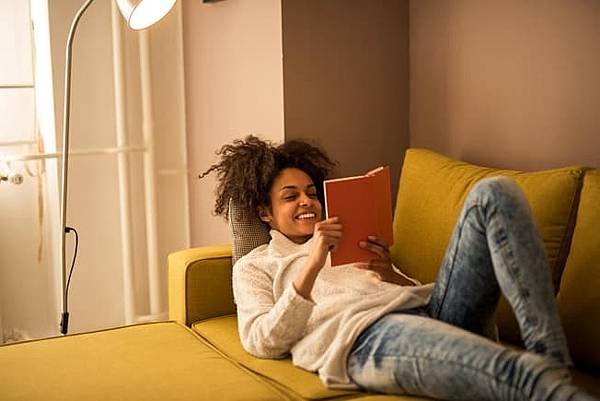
0, 0, 189, 337
2, 0, 282, 339
48, 0, 125, 333
182, 0, 285, 247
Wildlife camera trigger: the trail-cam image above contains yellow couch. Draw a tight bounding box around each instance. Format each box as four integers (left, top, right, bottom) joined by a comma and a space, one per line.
2, 149, 599, 401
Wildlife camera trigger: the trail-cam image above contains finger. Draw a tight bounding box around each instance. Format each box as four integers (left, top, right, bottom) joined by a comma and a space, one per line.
323, 216, 340, 224
316, 223, 343, 232
359, 240, 387, 259
367, 236, 390, 248
362, 238, 386, 251
364, 240, 391, 261
318, 230, 343, 239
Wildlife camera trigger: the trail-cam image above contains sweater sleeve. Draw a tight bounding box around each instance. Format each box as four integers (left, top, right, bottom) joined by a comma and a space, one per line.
232, 259, 315, 359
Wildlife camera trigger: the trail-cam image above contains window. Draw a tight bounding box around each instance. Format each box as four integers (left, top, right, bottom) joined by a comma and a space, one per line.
0, 0, 36, 148
0, 0, 58, 343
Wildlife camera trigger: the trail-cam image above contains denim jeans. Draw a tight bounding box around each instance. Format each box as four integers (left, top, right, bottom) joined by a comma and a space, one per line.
348, 177, 596, 401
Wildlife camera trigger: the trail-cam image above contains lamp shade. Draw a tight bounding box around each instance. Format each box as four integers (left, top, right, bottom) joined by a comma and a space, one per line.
116, 0, 176, 30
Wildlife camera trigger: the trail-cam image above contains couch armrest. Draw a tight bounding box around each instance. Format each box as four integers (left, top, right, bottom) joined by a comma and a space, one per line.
168, 245, 235, 327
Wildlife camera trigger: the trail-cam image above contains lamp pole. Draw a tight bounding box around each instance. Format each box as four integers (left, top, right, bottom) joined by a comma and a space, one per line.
59, 0, 96, 336
58, 0, 176, 335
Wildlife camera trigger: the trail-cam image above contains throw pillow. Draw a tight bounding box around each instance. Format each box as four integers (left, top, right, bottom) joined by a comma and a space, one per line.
390, 148, 584, 343
228, 199, 271, 265
557, 170, 600, 370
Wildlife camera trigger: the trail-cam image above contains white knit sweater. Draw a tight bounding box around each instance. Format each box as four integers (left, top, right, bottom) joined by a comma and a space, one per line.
232, 229, 434, 389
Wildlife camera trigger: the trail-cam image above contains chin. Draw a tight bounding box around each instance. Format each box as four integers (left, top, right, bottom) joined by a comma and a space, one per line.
294, 226, 315, 237
294, 226, 313, 234
297, 222, 316, 231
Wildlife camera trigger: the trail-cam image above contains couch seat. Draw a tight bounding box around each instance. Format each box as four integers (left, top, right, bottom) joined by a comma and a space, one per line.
0, 321, 287, 401
192, 315, 425, 401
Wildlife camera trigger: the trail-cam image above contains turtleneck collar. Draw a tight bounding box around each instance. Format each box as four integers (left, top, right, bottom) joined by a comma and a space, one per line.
269, 229, 313, 255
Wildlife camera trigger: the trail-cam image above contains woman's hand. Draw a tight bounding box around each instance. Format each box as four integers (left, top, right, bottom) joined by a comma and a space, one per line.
354, 236, 415, 286
294, 217, 342, 300
307, 217, 342, 269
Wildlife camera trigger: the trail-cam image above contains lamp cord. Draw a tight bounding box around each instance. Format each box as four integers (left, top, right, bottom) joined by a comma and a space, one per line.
60, 226, 79, 335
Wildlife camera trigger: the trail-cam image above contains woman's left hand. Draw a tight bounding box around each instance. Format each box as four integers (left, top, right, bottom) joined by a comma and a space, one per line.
354, 236, 415, 286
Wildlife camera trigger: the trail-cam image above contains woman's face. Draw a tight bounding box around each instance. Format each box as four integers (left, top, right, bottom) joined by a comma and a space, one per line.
259, 168, 323, 244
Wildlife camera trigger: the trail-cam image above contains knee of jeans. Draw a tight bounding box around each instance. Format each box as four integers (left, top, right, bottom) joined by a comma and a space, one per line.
467, 177, 526, 213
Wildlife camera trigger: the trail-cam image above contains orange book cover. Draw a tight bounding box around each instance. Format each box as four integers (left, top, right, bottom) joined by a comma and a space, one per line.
324, 166, 394, 266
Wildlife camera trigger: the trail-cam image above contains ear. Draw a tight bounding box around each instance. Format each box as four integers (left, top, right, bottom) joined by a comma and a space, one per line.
257, 205, 273, 224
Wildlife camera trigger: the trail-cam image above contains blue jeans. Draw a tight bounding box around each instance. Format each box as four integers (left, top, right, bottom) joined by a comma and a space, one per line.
348, 177, 596, 401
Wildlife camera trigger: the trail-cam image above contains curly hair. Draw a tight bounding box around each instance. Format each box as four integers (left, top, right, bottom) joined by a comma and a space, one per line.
199, 135, 337, 221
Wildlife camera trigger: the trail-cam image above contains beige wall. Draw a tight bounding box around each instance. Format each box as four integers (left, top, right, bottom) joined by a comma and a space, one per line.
410, 0, 600, 170
410, 0, 600, 169
183, 0, 285, 246
283, 0, 410, 195
184, 0, 600, 248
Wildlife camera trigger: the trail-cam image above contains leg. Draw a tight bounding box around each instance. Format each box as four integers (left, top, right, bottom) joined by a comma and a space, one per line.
348, 313, 594, 401
428, 177, 571, 365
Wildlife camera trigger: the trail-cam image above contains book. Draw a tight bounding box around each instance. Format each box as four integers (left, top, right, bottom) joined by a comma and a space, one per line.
323, 166, 394, 266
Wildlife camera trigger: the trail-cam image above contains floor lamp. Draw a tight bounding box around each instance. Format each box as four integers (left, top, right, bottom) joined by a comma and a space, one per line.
60, 0, 177, 335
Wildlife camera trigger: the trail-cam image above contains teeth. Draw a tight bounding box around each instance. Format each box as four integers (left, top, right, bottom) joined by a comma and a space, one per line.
297, 213, 315, 220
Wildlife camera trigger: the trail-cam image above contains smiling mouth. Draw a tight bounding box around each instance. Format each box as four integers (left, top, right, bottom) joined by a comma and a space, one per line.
296, 212, 316, 220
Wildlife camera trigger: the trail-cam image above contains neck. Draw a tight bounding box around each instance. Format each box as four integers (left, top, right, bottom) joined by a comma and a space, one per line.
290, 234, 312, 244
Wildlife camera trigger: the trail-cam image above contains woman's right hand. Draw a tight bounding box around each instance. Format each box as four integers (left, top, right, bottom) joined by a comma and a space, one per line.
294, 217, 342, 300
307, 217, 342, 270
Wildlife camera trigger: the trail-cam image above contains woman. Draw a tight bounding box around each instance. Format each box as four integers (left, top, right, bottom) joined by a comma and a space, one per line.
200, 135, 596, 401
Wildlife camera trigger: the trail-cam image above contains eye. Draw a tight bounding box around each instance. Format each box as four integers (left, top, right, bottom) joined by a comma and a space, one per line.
308, 192, 318, 199
283, 194, 297, 201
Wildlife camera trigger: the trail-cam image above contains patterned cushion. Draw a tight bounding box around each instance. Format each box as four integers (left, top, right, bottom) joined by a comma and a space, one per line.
228, 199, 271, 265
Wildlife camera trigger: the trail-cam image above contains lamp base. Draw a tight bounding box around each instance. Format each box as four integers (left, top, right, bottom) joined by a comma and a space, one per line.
60, 312, 69, 335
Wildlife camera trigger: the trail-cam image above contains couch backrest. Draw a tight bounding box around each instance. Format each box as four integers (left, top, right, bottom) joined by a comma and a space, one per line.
390, 148, 584, 343
556, 169, 600, 370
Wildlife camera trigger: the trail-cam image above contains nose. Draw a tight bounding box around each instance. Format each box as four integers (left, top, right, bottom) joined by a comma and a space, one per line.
299, 193, 312, 207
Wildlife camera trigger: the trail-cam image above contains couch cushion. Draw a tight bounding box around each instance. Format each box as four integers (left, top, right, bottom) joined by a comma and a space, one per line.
390, 149, 584, 343
192, 315, 356, 400
557, 170, 600, 370
571, 368, 600, 398
0, 322, 286, 401
193, 316, 597, 400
